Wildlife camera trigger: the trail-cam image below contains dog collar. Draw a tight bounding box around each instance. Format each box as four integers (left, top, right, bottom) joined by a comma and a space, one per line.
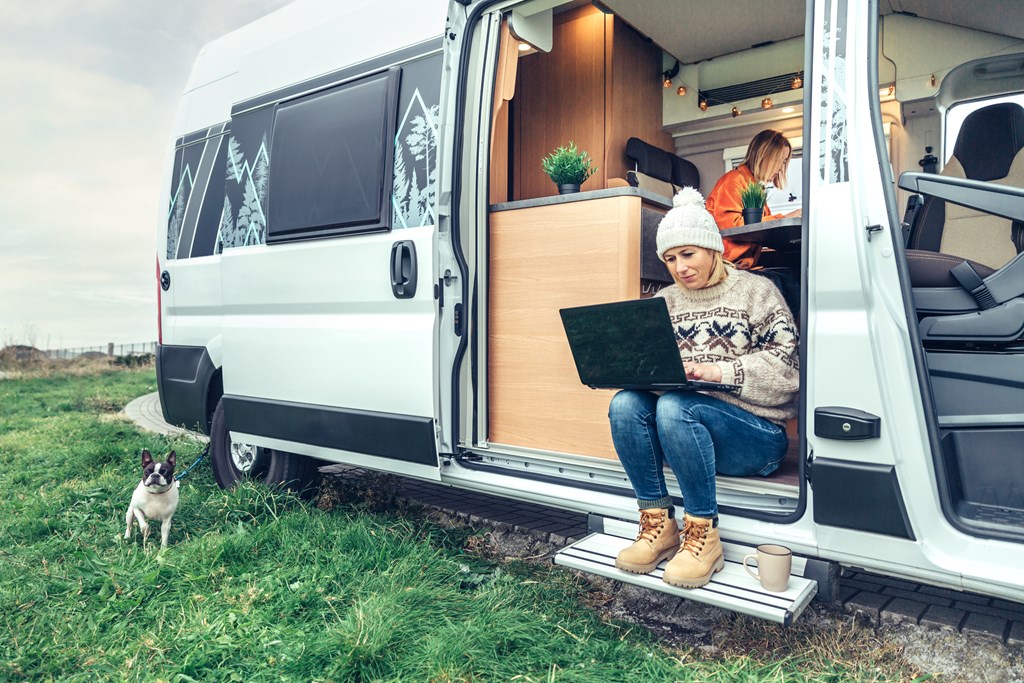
144, 482, 173, 494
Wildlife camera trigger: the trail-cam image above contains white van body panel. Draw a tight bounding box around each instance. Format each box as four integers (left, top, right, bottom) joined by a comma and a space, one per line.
220, 225, 436, 417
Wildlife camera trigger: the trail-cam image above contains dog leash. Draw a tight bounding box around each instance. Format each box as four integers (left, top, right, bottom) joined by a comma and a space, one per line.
175, 442, 210, 481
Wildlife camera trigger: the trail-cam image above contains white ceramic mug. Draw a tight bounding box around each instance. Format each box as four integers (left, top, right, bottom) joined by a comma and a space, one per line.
742, 544, 792, 592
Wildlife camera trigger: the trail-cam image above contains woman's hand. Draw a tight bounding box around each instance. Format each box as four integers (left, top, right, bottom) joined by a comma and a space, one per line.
684, 362, 723, 383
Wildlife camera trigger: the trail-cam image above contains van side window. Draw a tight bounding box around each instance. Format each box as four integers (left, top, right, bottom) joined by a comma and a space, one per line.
267, 70, 399, 242
166, 124, 230, 260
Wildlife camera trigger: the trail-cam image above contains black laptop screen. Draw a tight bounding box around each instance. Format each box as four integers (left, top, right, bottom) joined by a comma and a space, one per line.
559, 298, 687, 387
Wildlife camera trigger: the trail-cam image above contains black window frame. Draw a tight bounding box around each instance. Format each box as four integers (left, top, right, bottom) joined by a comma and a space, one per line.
266, 67, 401, 244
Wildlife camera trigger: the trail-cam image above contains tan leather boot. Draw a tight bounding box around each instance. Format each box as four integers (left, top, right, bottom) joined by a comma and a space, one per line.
662, 513, 724, 588
615, 508, 680, 574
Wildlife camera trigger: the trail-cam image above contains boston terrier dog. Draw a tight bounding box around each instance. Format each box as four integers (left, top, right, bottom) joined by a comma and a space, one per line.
124, 449, 179, 549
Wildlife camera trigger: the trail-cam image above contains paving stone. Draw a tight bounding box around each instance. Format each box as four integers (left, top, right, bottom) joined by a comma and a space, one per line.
961, 613, 1008, 642
493, 512, 547, 526
881, 598, 928, 625
933, 588, 990, 606
850, 573, 919, 592
838, 586, 860, 604
844, 590, 891, 622
487, 521, 514, 534
916, 584, 963, 601
881, 586, 953, 607
549, 530, 585, 548
514, 523, 549, 537
841, 578, 884, 593
531, 521, 579, 533
954, 602, 1021, 621
991, 599, 1024, 617
1008, 621, 1024, 647
920, 605, 968, 631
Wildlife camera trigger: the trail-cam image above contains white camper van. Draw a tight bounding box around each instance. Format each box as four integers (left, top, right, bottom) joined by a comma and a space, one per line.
156, 0, 1024, 623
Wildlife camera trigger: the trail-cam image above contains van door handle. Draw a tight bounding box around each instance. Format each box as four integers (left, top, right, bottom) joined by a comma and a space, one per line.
390, 240, 417, 299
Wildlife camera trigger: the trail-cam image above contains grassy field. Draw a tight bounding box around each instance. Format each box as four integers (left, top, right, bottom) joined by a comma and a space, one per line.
0, 363, 927, 682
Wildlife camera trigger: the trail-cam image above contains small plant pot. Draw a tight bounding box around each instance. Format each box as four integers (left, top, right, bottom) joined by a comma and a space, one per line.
742, 207, 763, 225
557, 183, 581, 195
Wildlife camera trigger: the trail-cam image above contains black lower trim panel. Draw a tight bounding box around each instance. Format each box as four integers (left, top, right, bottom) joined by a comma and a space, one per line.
156, 344, 216, 434
812, 459, 915, 540
222, 395, 438, 467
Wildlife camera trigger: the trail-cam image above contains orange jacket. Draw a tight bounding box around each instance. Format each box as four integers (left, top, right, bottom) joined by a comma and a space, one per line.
704, 165, 782, 269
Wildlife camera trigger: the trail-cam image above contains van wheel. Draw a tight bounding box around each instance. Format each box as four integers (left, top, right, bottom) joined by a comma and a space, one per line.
209, 398, 270, 489
265, 449, 322, 499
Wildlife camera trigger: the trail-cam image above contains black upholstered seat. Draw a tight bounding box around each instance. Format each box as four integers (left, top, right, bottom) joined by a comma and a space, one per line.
906, 103, 1024, 288
624, 137, 700, 198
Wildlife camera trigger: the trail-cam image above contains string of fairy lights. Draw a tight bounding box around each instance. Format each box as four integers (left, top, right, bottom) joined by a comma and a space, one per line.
661, 60, 804, 117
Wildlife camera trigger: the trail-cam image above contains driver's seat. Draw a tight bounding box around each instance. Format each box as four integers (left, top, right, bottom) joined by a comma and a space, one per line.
905, 102, 1024, 289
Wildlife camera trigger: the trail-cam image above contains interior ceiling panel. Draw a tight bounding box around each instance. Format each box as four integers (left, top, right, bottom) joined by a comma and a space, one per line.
883, 0, 1024, 41
599, 0, 1024, 64
599, 0, 806, 64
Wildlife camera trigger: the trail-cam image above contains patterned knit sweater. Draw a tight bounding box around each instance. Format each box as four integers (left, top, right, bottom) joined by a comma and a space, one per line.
656, 268, 799, 425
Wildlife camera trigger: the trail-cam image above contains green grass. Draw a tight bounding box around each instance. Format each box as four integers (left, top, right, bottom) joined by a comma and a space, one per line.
0, 366, 923, 682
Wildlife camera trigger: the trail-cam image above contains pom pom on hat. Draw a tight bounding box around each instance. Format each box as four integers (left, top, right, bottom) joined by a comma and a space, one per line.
656, 187, 724, 260
672, 186, 705, 209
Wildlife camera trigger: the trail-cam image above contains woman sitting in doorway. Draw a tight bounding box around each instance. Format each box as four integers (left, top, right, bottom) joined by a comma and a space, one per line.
610, 188, 799, 589
705, 129, 801, 270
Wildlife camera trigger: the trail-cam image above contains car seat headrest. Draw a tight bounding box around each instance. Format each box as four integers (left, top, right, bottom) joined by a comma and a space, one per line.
625, 137, 700, 189
952, 103, 1024, 181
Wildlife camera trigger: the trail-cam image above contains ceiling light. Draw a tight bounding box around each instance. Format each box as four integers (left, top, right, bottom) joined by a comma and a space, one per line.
732, 106, 741, 117
781, 107, 795, 114
761, 97, 773, 110
518, 42, 532, 52
791, 75, 803, 89
677, 85, 687, 96
663, 77, 673, 88
699, 98, 709, 111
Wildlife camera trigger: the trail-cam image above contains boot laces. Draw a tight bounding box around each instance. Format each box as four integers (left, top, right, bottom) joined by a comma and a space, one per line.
681, 518, 709, 556
636, 510, 666, 543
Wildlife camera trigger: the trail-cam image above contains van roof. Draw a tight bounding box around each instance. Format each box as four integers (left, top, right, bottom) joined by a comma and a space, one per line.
179, 0, 447, 134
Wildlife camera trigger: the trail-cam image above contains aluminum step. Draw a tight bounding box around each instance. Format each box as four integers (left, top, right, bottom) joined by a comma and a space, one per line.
554, 516, 818, 625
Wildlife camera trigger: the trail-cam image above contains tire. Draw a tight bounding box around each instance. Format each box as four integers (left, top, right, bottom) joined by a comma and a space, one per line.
265, 449, 322, 499
209, 398, 271, 489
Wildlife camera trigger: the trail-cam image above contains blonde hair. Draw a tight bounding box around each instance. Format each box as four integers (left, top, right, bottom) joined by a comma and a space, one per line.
742, 129, 791, 189
704, 252, 731, 288
669, 249, 731, 289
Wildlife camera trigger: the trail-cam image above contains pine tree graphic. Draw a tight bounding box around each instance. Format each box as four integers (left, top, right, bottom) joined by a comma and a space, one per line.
216, 196, 232, 254
226, 136, 244, 182
249, 134, 269, 245
167, 180, 187, 259
405, 104, 439, 225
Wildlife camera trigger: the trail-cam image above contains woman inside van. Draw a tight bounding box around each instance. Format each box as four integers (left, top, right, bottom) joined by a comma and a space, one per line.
704, 129, 801, 270
610, 187, 799, 589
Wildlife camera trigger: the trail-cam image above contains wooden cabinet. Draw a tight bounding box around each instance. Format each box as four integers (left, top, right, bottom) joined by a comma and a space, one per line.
488, 192, 648, 460
510, 5, 672, 202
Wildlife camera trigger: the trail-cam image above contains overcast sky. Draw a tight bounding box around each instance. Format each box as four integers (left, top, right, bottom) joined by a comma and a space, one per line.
0, 1, 292, 350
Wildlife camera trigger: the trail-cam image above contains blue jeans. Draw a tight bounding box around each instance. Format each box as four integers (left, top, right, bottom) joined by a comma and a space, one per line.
608, 390, 790, 518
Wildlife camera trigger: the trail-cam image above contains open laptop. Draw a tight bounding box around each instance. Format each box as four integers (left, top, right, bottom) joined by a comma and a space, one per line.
559, 297, 739, 393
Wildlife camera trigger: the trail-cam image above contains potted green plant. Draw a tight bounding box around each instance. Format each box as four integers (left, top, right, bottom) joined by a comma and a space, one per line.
740, 180, 767, 224
541, 141, 597, 194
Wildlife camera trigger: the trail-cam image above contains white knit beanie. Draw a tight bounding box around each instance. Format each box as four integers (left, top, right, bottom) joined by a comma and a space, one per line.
656, 187, 723, 261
